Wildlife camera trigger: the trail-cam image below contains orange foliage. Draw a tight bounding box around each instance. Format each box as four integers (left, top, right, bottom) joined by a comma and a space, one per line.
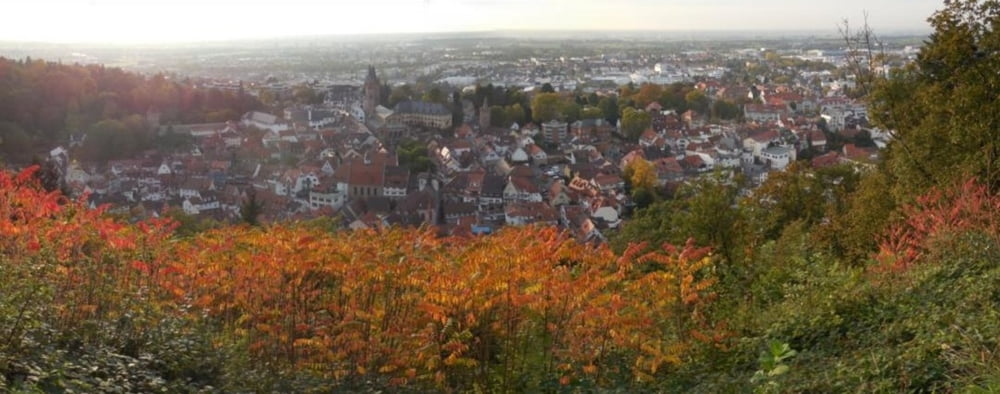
169, 226, 724, 388
0, 167, 725, 390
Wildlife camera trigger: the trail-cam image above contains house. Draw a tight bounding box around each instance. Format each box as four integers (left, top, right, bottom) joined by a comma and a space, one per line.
744, 104, 787, 123
568, 175, 599, 198
805, 129, 827, 151
591, 174, 625, 193
811, 151, 841, 168
526, 144, 548, 164
682, 155, 710, 173
387, 100, 453, 130
761, 146, 794, 170
504, 176, 543, 203
182, 195, 221, 216
341, 150, 396, 198
443, 202, 477, 224
509, 147, 530, 164
842, 144, 879, 165
743, 129, 780, 158
505, 201, 559, 226
309, 184, 346, 210
382, 165, 410, 199
652, 157, 684, 184
548, 180, 576, 207
398, 188, 439, 225
179, 177, 215, 200
479, 175, 506, 211
588, 196, 622, 229
242, 111, 290, 133
65, 162, 91, 186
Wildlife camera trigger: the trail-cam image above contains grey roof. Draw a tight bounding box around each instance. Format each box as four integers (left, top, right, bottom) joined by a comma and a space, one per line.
394, 100, 451, 116
481, 175, 507, 196
763, 145, 793, 156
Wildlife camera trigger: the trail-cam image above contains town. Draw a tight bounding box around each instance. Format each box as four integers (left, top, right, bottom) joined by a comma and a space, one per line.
33, 34, 906, 239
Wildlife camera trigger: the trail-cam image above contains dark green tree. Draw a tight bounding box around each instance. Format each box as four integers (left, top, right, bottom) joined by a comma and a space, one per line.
598, 96, 620, 124
240, 188, 265, 227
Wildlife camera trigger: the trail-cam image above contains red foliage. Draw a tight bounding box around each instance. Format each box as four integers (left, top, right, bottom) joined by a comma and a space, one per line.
875, 178, 1000, 272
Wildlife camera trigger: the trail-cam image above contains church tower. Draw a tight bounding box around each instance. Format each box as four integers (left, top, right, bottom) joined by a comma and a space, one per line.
478, 97, 490, 131
363, 65, 381, 120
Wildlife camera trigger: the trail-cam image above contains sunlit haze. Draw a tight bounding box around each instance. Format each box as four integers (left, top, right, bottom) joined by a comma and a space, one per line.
4, 0, 941, 44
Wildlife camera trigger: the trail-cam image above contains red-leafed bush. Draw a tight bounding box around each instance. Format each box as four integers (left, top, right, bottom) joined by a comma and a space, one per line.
876, 178, 1000, 271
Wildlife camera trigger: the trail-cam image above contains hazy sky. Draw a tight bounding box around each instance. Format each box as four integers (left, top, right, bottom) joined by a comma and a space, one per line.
3, 0, 943, 44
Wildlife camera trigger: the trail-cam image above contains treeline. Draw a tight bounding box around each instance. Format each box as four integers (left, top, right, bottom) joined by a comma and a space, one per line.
0, 57, 261, 162
388, 80, 742, 136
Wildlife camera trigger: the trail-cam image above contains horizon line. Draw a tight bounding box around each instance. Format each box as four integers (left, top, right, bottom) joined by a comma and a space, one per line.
0, 27, 933, 47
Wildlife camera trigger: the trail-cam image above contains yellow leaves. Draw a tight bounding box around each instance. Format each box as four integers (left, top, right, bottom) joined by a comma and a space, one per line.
625, 158, 658, 192
378, 364, 398, 374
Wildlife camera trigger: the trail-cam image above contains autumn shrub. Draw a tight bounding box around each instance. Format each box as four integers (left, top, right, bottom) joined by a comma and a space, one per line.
167, 225, 726, 391
0, 167, 222, 391
876, 178, 1000, 271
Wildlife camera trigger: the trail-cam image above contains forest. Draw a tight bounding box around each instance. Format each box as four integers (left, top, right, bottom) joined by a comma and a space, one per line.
0, 57, 259, 163
2, 1, 1000, 392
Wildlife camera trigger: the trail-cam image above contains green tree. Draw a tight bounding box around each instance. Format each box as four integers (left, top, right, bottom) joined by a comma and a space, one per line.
598, 96, 620, 124
489, 106, 507, 128
163, 207, 219, 237
388, 85, 415, 108
712, 99, 741, 120
870, 0, 1000, 195
580, 106, 603, 120
815, 169, 897, 264
613, 171, 746, 267
620, 107, 652, 140
684, 90, 711, 114
560, 101, 581, 123
398, 139, 433, 173
292, 85, 321, 104
530, 93, 562, 123
744, 162, 827, 240
422, 87, 447, 104
0, 121, 31, 162
503, 104, 526, 126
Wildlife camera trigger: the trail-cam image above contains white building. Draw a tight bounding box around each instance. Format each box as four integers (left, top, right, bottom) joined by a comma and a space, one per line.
761, 146, 794, 170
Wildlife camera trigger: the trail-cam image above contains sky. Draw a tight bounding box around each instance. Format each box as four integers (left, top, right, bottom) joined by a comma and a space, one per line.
2, 0, 943, 44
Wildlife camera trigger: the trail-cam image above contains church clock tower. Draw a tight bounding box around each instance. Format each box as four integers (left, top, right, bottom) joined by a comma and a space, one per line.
363, 65, 381, 120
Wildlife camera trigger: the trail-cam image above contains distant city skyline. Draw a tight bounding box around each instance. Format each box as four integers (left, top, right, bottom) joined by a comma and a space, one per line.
3, 0, 943, 44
